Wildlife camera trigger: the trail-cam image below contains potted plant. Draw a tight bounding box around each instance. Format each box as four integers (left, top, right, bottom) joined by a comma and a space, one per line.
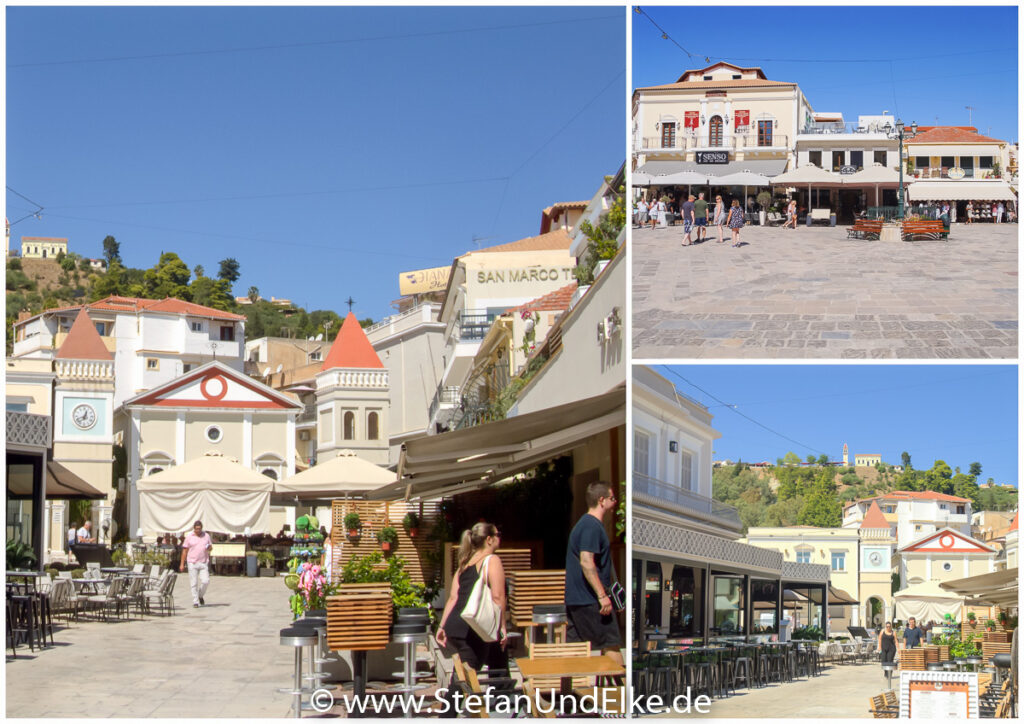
967, 611, 977, 626
998, 610, 1008, 627
257, 551, 276, 577
757, 191, 771, 225
985, 619, 996, 632
403, 512, 420, 539
376, 526, 398, 553
344, 512, 362, 538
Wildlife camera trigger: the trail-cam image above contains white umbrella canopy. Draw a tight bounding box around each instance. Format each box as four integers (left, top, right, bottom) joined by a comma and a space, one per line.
771, 163, 843, 185
275, 449, 396, 499
842, 163, 910, 207
137, 452, 274, 492
713, 171, 772, 186
656, 170, 711, 186
632, 172, 657, 187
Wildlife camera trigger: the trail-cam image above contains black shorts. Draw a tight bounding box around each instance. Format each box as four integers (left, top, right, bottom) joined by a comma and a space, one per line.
566, 604, 622, 650
694, 217, 707, 227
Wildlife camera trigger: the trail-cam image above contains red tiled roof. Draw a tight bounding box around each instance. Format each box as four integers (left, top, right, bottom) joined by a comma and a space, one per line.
1011, 512, 1019, 532
677, 62, 768, 82
510, 282, 578, 314
906, 126, 1006, 145
466, 229, 573, 255
17, 295, 247, 326
20, 236, 68, 242
860, 500, 890, 530
55, 308, 113, 361
321, 312, 384, 371
849, 490, 972, 506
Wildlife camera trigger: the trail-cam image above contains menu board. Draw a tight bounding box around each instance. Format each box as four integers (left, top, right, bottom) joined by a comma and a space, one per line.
900, 672, 978, 719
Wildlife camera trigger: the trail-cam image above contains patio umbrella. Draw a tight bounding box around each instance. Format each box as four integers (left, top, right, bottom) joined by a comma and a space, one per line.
632, 172, 657, 187
841, 163, 909, 207
275, 449, 396, 500
711, 170, 772, 212
656, 170, 710, 199
770, 163, 843, 212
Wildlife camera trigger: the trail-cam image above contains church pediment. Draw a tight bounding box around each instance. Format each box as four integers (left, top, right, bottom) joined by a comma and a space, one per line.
899, 527, 995, 555
125, 361, 301, 411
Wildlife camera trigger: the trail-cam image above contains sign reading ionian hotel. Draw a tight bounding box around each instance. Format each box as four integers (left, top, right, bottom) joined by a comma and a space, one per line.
476, 266, 575, 285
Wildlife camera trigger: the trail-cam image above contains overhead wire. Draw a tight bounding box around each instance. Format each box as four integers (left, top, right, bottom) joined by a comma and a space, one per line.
659, 366, 828, 456
9, 13, 622, 69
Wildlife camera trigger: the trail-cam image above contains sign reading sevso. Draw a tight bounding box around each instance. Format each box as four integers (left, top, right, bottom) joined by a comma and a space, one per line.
476, 267, 575, 285
398, 266, 451, 296
696, 151, 728, 165
947, 168, 966, 180
840, 165, 858, 175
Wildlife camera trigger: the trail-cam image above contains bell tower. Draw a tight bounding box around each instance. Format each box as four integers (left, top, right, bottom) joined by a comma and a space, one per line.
843, 442, 849, 466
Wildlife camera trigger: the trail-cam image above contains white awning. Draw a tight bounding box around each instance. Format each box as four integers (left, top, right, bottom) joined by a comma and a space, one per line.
907, 180, 1017, 201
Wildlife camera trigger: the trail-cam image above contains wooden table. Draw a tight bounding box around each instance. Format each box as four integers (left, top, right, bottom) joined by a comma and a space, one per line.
516, 655, 624, 696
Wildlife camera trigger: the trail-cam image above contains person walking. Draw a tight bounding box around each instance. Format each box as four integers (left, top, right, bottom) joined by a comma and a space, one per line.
680, 194, 696, 245
996, 201, 1005, 223
901, 617, 923, 650
635, 198, 649, 228
650, 197, 665, 230
966, 201, 974, 224
693, 192, 709, 243
782, 198, 798, 229
728, 199, 745, 247
436, 522, 508, 672
180, 520, 213, 608
565, 481, 623, 667
878, 621, 898, 666
713, 195, 726, 243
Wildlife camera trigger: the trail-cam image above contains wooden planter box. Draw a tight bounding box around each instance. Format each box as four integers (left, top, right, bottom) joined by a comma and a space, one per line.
326, 583, 393, 652
259, 567, 276, 578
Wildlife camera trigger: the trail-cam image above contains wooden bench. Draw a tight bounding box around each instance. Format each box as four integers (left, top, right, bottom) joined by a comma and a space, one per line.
848, 219, 884, 239
869, 693, 899, 718
902, 219, 949, 241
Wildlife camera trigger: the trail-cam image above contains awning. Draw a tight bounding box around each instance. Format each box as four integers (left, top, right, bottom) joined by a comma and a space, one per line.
275, 449, 396, 500
828, 586, 859, 606
907, 180, 1017, 201
368, 385, 625, 501
771, 164, 845, 185
636, 159, 788, 178
940, 567, 1018, 608
6, 461, 107, 500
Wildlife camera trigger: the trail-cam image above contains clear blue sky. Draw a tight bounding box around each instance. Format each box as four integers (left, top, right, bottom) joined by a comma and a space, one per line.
6, 7, 625, 321
654, 365, 1019, 486
633, 6, 1018, 143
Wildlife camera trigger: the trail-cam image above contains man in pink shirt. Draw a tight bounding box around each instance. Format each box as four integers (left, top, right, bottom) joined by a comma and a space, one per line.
180, 520, 213, 608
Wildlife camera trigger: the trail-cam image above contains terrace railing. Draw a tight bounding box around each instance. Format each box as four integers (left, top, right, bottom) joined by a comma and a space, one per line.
633, 472, 741, 529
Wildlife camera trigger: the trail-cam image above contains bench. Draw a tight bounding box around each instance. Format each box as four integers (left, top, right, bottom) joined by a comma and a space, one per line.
810, 208, 832, 225
902, 219, 949, 241
848, 219, 884, 240
210, 543, 246, 574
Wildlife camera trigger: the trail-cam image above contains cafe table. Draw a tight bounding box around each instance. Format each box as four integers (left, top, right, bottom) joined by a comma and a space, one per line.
6, 570, 45, 592
516, 655, 625, 697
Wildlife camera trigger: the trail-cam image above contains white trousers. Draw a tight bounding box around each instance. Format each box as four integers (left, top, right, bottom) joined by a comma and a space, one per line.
188, 561, 210, 604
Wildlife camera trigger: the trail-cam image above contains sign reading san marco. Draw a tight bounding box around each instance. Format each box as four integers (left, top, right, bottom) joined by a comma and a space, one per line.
696, 151, 729, 165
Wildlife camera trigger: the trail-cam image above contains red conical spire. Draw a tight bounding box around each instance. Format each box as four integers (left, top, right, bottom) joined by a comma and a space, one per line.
320, 312, 383, 370
56, 308, 112, 361
860, 500, 890, 529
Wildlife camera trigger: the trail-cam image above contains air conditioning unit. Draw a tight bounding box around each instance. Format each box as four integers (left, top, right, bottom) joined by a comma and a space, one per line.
299, 431, 310, 441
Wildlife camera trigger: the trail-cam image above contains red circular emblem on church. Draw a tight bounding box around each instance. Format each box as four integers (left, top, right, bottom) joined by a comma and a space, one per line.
200, 374, 228, 401
938, 534, 955, 549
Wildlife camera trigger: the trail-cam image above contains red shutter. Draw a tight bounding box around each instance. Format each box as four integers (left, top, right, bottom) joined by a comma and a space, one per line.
735, 110, 750, 129
684, 111, 700, 129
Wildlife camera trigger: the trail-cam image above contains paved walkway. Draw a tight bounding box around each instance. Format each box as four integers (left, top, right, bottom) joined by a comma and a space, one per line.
633, 222, 1018, 359
5, 575, 297, 718
648, 660, 890, 718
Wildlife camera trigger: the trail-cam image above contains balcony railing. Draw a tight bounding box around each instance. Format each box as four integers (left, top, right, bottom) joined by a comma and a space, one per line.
6, 411, 52, 449
297, 402, 317, 424
799, 121, 891, 135
633, 472, 741, 528
639, 133, 788, 152
457, 309, 497, 342
428, 385, 460, 422
910, 167, 1004, 180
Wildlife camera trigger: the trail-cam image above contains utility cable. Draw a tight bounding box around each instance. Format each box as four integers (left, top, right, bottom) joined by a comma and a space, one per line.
660, 366, 828, 456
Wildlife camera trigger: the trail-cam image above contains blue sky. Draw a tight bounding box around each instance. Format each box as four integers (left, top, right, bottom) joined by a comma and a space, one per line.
6, 7, 625, 320
654, 365, 1019, 486
633, 6, 1018, 143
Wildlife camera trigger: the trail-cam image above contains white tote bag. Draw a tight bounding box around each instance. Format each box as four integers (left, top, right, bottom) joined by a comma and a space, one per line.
459, 555, 502, 642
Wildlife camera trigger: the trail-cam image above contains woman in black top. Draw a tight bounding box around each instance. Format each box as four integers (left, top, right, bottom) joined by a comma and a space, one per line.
877, 621, 897, 664
436, 522, 508, 671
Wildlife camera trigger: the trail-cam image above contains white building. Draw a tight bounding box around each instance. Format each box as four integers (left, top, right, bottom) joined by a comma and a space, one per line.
12, 296, 246, 408
842, 491, 972, 549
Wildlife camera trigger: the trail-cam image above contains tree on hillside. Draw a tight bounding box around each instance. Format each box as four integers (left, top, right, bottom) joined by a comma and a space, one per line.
763, 497, 804, 527
952, 473, 980, 507
923, 460, 954, 495
797, 482, 842, 527
817, 454, 830, 466
969, 462, 982, 478
901, 451, 912, 469
359, 317, 375, 328
144, 252, 192, 300
782, 451, 802, 467
573, 190, 625, 286
91, 260, 126, 300
102, 235, 121, 264
806, 454, 817, 465
217, 258, 241, 284
248, 286, 260, 303
193, 264, 204, 278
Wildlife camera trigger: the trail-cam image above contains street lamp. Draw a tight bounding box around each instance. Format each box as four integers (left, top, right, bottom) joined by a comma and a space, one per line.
887, 119, 918, 220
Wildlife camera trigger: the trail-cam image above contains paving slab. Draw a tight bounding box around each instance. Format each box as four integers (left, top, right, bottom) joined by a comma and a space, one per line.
632, 222, 1018, 359
5, 575, 298, 718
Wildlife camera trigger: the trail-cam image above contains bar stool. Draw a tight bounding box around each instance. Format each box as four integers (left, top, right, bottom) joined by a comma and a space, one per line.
531, 604, 566, 645
280, 626, 318, 718
391, 629, 430, 718
881, 662, 897, 690
733, 652, 754, 690
756, 650, 772, 687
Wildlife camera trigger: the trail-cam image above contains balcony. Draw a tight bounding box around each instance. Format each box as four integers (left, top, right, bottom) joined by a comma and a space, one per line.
633, 472, 741, 530
457, 309, 498, 342
428, 385, 460, 423
911, 167, 1004, 180
6, 411, 52, 450
638, 133, 788, 153
297, 402, 317, 425
799, 121, 890, 136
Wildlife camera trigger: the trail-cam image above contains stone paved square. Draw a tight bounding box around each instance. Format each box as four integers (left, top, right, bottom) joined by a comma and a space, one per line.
632, 222, 1018, 359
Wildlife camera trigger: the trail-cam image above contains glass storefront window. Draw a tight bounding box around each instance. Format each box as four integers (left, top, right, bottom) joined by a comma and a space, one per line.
751, 579, 780, 636
960, 157, 974, 177
669, 565, 704, 638
644, 560, 663, 631
711, 574, 744, 637
6, 499, 34, 548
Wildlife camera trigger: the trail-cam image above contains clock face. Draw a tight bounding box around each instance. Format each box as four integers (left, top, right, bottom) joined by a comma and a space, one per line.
869, 552, 883, 566
71, 403, 98, 430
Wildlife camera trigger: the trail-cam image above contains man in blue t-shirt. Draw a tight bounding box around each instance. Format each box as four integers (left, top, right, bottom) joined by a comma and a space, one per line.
565, 481, 622, 666
902, 617, 923, 649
